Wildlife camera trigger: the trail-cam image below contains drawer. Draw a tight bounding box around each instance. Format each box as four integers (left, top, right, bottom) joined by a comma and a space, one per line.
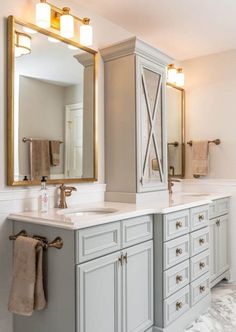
163, 210, 190, 241
163, 235, 189, 270
209, 198, 230, 219
163, 260, 189, 299
190, 227, 209, 257
122, 215, 153, 248
190, 249, 210, 281
76, 222, 121, 263
190, 205, 209, 231
190, 273, 210, 306
164, 285, 190, 327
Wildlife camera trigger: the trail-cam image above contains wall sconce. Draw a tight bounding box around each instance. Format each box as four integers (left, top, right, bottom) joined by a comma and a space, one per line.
167, 64, 185, 87
35, 0, 93, 46
15, 31, 31, 57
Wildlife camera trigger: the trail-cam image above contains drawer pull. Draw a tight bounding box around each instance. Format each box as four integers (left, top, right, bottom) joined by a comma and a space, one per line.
176, 248, 183, 256
199, 285, 206, 293
176, 301, 183, 311
123, 252, 128, 264
198, 214, 205, 221
216, 219, 221, 226
199, 238, 205, 245
118, 254, 124, 266
176, 221, 183, 229
176, 275, 183, 284
199, 262, 205, 269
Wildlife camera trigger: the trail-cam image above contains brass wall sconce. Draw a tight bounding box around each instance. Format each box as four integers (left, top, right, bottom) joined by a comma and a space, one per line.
14, 31, 31, 57
167, 64, 185, 87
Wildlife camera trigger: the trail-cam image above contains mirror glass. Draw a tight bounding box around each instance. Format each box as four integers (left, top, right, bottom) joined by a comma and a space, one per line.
166, 85, 185, 177
9, 18, 96, 185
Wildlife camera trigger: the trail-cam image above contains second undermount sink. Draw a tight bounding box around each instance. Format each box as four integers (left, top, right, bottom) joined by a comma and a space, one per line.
57, 207, 118, 217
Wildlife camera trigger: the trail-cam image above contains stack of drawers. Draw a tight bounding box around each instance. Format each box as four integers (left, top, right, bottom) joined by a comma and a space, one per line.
154, 204, 211, 331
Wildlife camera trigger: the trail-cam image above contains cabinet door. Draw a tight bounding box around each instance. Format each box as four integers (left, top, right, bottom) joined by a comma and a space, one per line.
136, 56, 167, 192
218, 215, 229, 276
122, 241, 153, 332
77, 252, 122, 332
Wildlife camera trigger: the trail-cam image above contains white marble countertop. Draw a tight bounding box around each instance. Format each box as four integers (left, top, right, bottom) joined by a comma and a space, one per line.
8, 192, 231, 230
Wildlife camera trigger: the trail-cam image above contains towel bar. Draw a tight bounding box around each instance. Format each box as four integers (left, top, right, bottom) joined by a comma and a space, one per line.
9, 230, 63, 250
22, 137, 63, 144
168, 141, 179, 147
187, 139, 221, 147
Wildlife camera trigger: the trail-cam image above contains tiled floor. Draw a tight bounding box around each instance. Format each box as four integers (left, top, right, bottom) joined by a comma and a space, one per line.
186, 282, 236, 332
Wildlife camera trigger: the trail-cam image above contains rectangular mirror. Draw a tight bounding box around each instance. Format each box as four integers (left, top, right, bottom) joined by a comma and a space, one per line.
7, 16, 97, 186
166, 84, 185, 178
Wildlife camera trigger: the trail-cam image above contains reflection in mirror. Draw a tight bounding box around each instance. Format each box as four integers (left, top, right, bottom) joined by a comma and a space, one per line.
9, 18, 96, 185
166, 84, 185, 177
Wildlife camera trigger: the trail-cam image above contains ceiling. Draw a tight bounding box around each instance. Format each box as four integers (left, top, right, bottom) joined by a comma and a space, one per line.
75, 0, 236, 60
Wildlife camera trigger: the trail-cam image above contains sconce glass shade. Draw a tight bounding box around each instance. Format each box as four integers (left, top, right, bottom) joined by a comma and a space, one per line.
176, 68, 185, 87
36, 1, 51, 28
80, 24, 93, 46
167, 64, 177, 84
15, 32, 31, 57
60, 9, 74, 38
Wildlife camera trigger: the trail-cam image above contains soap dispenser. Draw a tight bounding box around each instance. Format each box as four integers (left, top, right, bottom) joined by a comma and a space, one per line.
38, 176, 49, 213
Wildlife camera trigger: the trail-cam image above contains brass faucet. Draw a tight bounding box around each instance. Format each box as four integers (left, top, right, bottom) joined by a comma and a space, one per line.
58, 184, 77, 209
168, 175, 181, 195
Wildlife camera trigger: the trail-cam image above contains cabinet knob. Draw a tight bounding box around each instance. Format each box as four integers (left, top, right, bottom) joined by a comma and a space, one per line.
118, 254, 124, 266
199, 262, 205, 269
216, 219, 221, 226
176, 221, 183, 229
199, 285, 206, 293
198, 214, 205, 221
176, 248, 183, 256
199, 238, 205, 245
176, 301, 183, 311
123, 252, 128, 264
176, 275, 183, 284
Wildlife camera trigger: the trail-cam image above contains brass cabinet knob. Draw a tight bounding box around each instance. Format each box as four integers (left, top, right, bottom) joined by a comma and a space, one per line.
216, 219, 221, 226
176, 248, 183, 256
123, 252, 128, 264
176, 275, 183, 284
199, 238, 205, 245
199, 262, 205, 269
198, 214, 205, 221
118, 254, 124, 266
199, 285, 206, 293
176, 221, 183, 229
176, 301, 183, 310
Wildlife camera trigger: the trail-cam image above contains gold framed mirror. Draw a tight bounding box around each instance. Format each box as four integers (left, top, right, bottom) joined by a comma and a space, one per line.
166, 83, 185, 178
7, 16, 97, 186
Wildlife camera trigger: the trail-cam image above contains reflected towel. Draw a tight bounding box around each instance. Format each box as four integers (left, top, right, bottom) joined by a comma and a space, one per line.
192, 141, 209, 177
30, 139, 50, 180
50, 140, 60, 166
8, 236, 46, 316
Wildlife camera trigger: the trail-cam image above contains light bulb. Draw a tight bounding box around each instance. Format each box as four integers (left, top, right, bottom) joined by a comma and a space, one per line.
176, 68, 185, 87
23, 27, 37, 34
80, 23, 93, 46
167, 64, 177, 84
36, 1, 51, 28
60, 7, 74, 38
48, 36, 60, 43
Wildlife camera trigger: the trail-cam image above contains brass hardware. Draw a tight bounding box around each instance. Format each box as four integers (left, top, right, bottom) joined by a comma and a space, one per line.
199, 285, 206, 293
9, 230, 63, 250
199, 238, 205, 245
176, 248, 183, 256
199, 262, 205, 269
118, 254, 124, 266
58, 184, 77, 208
123, 253, 128, 264
176, 221, 183, 229
152, 159, 159, 171
176, 301, 183, 310
176, 275, 183, 284
198, 214, 204, 221
216, 219, 221, 226
168, 141, 179, 147
187, 139, 221, 147
168, 176, 181, 195
23, 137, 63, 144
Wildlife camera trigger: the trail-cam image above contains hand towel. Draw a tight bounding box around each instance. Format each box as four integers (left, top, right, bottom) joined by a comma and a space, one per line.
8, 236, 46, 316
30, 139, 50, 180
50, 140, 61, 166
192, 140, 209, 177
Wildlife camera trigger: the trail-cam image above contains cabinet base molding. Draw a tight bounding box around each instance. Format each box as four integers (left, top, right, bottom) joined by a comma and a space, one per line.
152, 294, 211, 332
211, 268, 230, 288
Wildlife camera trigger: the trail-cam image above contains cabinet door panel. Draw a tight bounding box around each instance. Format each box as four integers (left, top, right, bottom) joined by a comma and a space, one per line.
122, 241, 153, 332
218, 215, 229, 276
77, 252, 121, 332
209, 220, 217, 282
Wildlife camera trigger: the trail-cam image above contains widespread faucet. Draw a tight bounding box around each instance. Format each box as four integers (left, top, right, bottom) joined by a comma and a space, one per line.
58, 184, 77, 209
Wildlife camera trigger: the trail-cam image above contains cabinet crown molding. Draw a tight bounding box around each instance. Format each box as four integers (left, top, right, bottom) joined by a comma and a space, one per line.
100, 37, 173, 66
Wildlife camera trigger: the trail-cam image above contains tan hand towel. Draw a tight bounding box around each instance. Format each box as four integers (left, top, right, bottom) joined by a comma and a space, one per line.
8, 236, 46, 316
50, 140, 60, 166
30, 139, 50, 180
192, 140, 209, 177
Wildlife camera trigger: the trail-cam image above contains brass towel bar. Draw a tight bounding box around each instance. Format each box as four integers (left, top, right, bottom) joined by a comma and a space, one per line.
22, 137, 63, 144
168, 141, 179, 147
187, 139, 221, 147
9, 230, 63, 250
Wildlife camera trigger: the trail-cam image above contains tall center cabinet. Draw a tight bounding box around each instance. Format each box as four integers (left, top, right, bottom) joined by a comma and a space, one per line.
101, 38, 172, 203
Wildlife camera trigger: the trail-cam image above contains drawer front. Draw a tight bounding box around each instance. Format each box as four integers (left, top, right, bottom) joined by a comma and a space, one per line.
164, 235, 189, 270
163, 210, 190, 242
190, 227, 209, 257
190, 205, 209, 231
122, 215, 153, 248
209, 198, 230, 219
190, 249, 210, 281
163, 260, 189, 299
76, 222, 121, 263
164, 285, 190, 327
190, 273, 210, 307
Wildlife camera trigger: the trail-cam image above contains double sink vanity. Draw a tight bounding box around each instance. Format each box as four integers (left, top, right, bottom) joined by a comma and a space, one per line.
8, 193, 230, 332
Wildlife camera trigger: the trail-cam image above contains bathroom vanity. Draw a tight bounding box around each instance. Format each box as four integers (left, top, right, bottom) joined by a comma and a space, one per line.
8, 194, 230, 332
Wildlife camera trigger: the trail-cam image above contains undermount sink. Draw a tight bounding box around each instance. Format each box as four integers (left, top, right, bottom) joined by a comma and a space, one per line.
57, 207, 118, 217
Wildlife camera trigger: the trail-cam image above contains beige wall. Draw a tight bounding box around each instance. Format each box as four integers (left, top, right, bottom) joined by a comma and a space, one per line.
182, 49, 236, 179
